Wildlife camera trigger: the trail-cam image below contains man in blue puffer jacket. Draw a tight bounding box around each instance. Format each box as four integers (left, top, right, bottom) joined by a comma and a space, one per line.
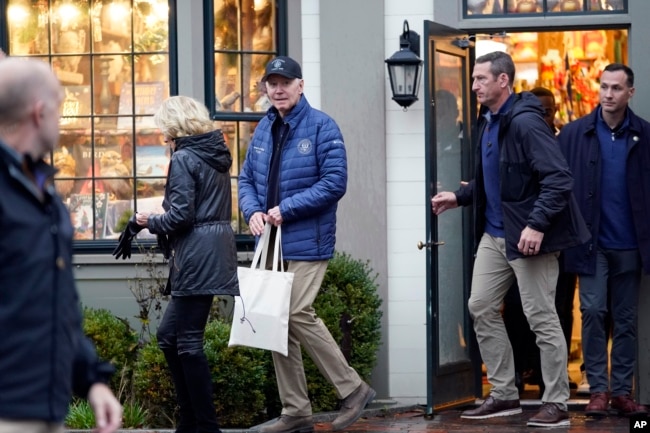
239, 56, 375, 433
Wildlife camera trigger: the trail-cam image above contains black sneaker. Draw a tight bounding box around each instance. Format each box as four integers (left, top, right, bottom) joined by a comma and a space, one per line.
460, 395, 522, 419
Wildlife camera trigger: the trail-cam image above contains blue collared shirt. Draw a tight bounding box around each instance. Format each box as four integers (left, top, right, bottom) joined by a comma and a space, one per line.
481, 94, 515, 238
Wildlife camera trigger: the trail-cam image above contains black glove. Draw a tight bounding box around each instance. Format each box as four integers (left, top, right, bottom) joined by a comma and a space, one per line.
157, 233, 170, 259
112, 215, 144, 260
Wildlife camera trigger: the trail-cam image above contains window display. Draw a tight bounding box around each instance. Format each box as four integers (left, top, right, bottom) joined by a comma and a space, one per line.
476, 29, 628, 126
213, 0, 277, 114
6, 0, 171, 240
466, 0, 625, 15
212, 0, 281, 235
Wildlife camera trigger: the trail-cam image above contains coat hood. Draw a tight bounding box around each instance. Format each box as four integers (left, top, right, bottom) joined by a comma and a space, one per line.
174, 130, 232, 173
478, 91, 546, 128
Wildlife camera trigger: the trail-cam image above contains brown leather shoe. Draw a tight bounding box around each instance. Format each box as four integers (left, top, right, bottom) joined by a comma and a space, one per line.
331, 382, 376, 431
460, 395, 522, 419
259, 415, 314, 433
585, 392, 609, 416
527, 403, 570, 427
610, 394, 649, 417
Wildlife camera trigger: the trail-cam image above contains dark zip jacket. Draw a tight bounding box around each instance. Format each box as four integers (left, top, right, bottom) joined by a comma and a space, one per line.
455, 92, 590, 259
147, 130, 239, 296
0, 141, 113, 422
557, 106, 650, 275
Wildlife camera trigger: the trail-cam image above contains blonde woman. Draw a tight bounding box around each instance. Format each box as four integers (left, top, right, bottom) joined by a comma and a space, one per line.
136, 96, 239, 433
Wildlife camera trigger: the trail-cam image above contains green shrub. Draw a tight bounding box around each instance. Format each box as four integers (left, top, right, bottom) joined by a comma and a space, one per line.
132, 320, 268, 428
305, 251, 383, 412
131, 338, 176, 427
82, 306, 139, 395
89, 250, 383, 427
204, 320, 268, 426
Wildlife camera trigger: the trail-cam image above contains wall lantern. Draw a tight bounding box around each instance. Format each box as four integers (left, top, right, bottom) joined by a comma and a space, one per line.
385, 20, 423, 110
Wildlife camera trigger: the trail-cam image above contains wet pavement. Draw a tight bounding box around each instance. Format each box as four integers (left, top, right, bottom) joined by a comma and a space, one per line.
310, 405, 639, 432
67, 401, 644, 433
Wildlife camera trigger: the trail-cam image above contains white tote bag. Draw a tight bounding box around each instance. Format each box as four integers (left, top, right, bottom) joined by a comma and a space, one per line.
228, 223, 293, 356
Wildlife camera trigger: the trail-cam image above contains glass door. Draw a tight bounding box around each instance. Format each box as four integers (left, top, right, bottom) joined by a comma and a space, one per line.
422, 20, 477, 413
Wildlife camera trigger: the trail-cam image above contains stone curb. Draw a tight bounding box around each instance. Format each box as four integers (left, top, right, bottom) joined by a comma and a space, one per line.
65, 400, 420, 433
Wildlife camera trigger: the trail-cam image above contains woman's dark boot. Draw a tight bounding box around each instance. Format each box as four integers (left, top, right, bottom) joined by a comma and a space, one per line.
180, 350, 222, 433
162, 348, 198, 433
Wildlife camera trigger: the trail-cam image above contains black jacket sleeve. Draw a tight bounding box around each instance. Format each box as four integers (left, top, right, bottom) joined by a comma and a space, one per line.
71, 337, 115, 398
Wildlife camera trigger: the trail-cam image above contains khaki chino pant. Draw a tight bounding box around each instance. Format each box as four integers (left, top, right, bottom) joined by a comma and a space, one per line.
469, 234, 569, 408
272, 260, 361, 416
0, 420, 64, 433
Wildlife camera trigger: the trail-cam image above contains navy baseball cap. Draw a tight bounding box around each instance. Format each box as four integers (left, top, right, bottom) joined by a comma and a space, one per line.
262, 56, 302, 81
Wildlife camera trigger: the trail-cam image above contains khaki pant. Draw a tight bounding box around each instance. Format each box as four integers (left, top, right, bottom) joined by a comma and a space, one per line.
0, 420, 64, 433
469, 234, 569, 407
272, 260, 361, 416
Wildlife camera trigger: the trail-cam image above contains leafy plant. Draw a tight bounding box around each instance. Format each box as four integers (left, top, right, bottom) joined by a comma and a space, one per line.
131, 338, 176, 427
82, 306, 139, 394
122, 400, 150, 428
204, 320, 268, 427
65, 398, 95, 429
128, 244, 169, 342
65, 398, 150, 429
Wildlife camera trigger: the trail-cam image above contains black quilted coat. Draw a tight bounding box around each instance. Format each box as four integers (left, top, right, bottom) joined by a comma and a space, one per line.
147, 130, 239, 296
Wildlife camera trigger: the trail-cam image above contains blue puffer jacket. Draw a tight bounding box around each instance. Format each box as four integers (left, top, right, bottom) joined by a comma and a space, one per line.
238, 95, 347, 260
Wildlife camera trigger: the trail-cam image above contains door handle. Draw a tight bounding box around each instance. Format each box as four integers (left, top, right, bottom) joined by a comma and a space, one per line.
417, 240, 445, 250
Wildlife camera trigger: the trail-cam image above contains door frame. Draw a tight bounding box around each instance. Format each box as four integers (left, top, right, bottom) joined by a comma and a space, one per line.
423, 20, 479, 414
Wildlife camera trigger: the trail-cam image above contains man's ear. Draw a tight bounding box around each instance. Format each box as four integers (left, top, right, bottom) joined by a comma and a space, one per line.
32, 100, 45, 125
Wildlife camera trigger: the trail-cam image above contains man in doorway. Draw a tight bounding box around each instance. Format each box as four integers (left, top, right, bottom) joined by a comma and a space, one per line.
504, 87, 581, 397
431, 51, 589, 428
557, 63, 650, 417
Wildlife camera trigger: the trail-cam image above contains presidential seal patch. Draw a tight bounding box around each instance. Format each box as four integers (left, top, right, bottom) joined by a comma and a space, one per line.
297, 139, 312, 154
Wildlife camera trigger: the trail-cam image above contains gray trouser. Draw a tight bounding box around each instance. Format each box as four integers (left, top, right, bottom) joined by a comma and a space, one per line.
272, 260, 361, 416
468, 234, 569, 407
0, 420, 64, 433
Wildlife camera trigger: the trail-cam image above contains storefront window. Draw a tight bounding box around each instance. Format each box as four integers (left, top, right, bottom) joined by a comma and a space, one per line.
466, 0, 626, 16
211, 0, 285, 235
213, 0, 276, 114
5, 0, 171, 241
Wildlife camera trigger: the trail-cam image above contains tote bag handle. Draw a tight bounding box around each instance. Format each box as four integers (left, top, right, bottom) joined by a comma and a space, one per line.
250, 222, 285, 272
